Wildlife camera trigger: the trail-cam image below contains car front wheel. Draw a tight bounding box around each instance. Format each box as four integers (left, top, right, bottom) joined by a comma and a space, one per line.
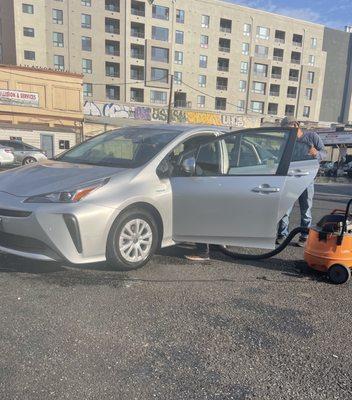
106, 208, 159, 271
22, 156, 37, 165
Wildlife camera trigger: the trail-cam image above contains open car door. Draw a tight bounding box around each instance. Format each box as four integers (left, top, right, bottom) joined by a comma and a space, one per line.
171, 127, 318, 249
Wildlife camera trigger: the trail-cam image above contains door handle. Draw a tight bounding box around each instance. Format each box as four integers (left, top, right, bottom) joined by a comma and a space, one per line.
288, 169, 309, 177
252, 185, 280, 194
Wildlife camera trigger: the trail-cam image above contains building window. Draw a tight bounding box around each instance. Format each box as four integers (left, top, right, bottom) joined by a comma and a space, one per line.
285, 104, 295, 116
82, 36, 92, 51
174, 51, 183, 64
22, 4, 34, 14
151, 67, 169, 83
105, 40, 120, 55
255, 45, 268, 58
176, 9, 185, 23
251, 101, 264, 114
252, 81, 266, 95
23, 27, 35, 37
239, 80, 247, 92
105, 0, 120, 12
256, 26, 270, 40
197, 95, 205, 108
254, 63, 268, 77
106, 85, 120, 100
307, 71, 315, 84
151, 46, 169, 63
218, 57, 229, 72
287, 86, 297, 98
53, 32, 64, 47
291, 51, 301, 64
215, 97, 226, 111
151, 90, 167, 105
220, 18, 231, 33
201, 15, 210, 28
305, 88, 313, 100
175, 30, 184, 44
273, 48, 284, 62
81, 14, 91, 29
82, 59, 92, 74
311, 38, 317, 49
199, 55, 208, 68
268, 103, 278, 115
131, 43, 144, 60
289, 69, 299, 81
270, 84, 280, 96
308, 55, 315, 66
131, 0, 145, 16
219, 38, 230, 52
240, 61, 248, 74
81, 0, 91, 6
130, 65, 144, 80
237, 100, 245, 112
152, 5, 169, 20
105, 18, 120, 34
24, 50, 35, 60
83, 83, 93, 97
106, 61, 120, 77
216, 77, 228, 91
272, 66, 282, 79
130, 87, 144, 102
200, 35, 209, 48
152, 26, 169, 41
54, 55, 65, 71
275, 30, 286, 43
52, 9, 63, 24
242, 42, 249, 55
303, 106, 310, 117
174, 71, 182, 85
131, 22, 145, 38
243, 23, 251, 36
198, 75, 206, 87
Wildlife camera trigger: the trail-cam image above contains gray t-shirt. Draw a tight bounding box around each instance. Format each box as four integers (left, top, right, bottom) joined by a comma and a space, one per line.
292, 131, 327, 163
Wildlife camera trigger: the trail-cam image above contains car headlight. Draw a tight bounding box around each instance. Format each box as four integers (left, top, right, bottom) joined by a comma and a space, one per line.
24, 178, 110, 203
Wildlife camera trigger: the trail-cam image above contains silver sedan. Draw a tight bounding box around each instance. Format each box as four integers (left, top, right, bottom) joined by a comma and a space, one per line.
0, 125, 318, 270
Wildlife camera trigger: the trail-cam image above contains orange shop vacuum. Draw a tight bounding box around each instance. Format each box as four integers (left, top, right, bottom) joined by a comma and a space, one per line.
304, 199, 352, 284
220, 199, 352, 285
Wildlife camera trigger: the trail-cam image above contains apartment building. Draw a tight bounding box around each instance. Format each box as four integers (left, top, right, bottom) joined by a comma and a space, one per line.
0, 0, 327, 122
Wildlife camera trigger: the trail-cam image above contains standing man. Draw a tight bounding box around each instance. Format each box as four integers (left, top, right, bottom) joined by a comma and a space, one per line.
277, 116, 327, 247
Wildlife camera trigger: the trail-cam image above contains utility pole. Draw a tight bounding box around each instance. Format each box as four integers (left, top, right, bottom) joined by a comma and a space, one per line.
167, 74, 174, 124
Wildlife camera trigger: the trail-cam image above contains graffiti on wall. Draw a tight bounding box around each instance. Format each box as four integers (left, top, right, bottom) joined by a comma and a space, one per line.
84, 101, 260, 128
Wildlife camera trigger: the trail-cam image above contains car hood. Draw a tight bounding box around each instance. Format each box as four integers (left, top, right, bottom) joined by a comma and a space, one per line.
0, 160, 127, 197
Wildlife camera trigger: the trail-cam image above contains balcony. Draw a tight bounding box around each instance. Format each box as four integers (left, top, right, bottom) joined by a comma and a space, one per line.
293, 41, 302, 47
220, 18, 232, 33
105, 0, 119, 12
271, 73, 281, 79
216, 85, 228, 91
275, 38, 285, 44
287, 93, 296, 98
273, 56, 283, 62
131, 28, 145, 38
105, 18, 120, 34
289, 75, 299, 81
218, 66, 229, 72
131, 1, 145, 16
270, 91, 280, 97
291, 58, 300, 64
219, 46, 230, 53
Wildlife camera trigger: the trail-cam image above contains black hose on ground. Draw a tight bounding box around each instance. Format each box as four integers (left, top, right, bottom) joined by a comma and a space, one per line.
219, 227, 309, 260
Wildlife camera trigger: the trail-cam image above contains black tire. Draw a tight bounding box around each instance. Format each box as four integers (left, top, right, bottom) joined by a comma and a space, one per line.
328, 264, 351, 285
106, 207, 159, 271
22, 157, 37, 165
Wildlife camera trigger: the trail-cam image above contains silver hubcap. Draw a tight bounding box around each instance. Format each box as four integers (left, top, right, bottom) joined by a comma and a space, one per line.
25, 158, 35, 164
119, 218, 153, 263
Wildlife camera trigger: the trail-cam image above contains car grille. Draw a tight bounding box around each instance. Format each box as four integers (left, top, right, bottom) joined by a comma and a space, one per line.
0, 231, 62, 260
0, 209, 32, 218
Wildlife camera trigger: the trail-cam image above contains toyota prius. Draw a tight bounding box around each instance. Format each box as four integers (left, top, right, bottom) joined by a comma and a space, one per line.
0, 125, 318, 270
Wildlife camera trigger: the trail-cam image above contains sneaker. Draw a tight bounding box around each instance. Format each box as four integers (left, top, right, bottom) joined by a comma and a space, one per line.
185, 254, 210, 261
276, 236, 287, 246
296, 237, 307, 247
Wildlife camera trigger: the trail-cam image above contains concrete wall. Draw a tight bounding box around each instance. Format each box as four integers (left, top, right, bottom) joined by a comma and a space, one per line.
320, 28, 352, 123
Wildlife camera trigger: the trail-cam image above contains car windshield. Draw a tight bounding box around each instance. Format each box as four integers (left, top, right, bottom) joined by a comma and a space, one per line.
58, 127, 183, 168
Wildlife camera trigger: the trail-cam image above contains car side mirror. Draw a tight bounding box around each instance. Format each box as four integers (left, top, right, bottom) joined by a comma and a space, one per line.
156, 159, 171, 179
182, 157, 196, 175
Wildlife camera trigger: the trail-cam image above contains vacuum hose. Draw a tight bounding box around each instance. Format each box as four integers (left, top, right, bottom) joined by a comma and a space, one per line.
219, 227, 309, 260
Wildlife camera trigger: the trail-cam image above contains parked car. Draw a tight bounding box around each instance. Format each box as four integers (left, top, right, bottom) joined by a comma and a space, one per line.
0, 125, 318, 270
0, 145, 15, 167
345, 161, 352, 178
0, 140, 47, 165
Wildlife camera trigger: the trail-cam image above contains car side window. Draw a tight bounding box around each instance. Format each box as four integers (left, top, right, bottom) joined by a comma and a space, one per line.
224, 131, 289, 175
195, 142, 221, 176
9, 142, 24, 150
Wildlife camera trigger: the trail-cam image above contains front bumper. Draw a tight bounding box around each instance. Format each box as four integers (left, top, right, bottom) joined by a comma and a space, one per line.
0, 192, 117, 264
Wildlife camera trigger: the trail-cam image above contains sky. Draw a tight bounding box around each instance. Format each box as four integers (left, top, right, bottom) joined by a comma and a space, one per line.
225, 0, 352, 30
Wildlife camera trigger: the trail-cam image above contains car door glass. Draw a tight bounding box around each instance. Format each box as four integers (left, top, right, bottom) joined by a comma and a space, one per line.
224, 130, 289, 175
195, 142, 221, 176
291, 139, 315, 161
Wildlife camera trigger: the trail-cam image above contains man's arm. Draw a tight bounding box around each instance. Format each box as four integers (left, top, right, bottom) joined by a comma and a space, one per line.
313, 133, 327, 162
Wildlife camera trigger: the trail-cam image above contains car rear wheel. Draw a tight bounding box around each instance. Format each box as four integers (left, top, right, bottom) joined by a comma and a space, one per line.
22, 156, 37, 165
106, 208, 159, 271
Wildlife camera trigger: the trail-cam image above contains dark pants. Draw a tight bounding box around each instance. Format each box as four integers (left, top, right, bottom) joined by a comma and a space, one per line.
196, 243, 210, 256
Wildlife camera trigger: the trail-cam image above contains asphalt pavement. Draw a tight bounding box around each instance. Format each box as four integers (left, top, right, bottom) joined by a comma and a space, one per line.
0, 183, 352, 400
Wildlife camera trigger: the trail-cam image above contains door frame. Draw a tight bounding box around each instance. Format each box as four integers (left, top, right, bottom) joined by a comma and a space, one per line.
40, 133, 55, 158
